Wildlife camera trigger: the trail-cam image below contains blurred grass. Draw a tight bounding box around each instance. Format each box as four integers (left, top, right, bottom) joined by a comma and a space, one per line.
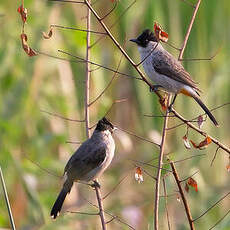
0, 0, 229, 229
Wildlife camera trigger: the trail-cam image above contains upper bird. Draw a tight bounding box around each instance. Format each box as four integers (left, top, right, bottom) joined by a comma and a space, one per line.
130, 29, 218, 126
50, 117, 116, 219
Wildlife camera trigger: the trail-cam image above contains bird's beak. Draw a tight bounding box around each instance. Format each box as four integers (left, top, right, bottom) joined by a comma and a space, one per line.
130, 38, 139, 44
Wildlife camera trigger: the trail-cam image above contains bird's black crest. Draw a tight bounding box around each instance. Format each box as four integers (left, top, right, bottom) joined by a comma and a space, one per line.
96, 117, 114, 132
131, 29, 158, 47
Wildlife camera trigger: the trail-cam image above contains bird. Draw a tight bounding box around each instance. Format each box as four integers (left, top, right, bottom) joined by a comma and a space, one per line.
130, 29, 218, 126
50, 117, 116, 219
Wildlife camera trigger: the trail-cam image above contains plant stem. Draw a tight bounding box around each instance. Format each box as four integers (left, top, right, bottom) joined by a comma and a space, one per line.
85, 2, 106, 229
170, 161, 195, 230
0, 167, 16, 230
154, 95, 171, 230
85, 1, 91, 138
178, 0, 201, 60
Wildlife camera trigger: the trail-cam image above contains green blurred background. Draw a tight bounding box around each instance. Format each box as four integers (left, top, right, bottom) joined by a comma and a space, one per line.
0, 0, 229, 229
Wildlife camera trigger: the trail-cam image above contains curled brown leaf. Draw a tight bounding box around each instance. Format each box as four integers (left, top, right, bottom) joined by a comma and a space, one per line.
17, 5, 27, 23
43, 27, 53, 39
197, 115, 204, 129
190, 136, 212, 150
20, 33, 38, 57
183, 135, 191, 149
154, 22, 169, 43
187, 177, 198, 192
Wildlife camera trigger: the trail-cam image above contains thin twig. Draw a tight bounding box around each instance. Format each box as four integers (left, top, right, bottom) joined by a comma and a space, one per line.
130, 159, 172, 173
142, 168, 157, 181
0, 167, 16, 230
85, 2, 91, 138
82, 196, 136, 229
48, 0, 84, 3
208, 208, 230, 230
170, 161, 195, 230
51, 24, 107, 35
143, 113, 176, 118
163, 154, 206, 165
178, 0, 195, 8
40, 109, 85, 122
167, 102, 230, 131
210, 147, 220, 166
24, 154, 61, 178
94, 180, 107, 230
100, 1, 117, 21
89, 55, 123, 106
58, 49, 141, 80
193, 191, 230, 222
171, 108, 230, 155
84, 0, 162, 99
85, 2, 106, 228
154, 94, 171, 230
90, 0, 136, 48
116, 126, 160, 147
136, 42, 159, 67
103, 173, 130, 200
178, 0, 201, 60
180, 170, 199, 183
163, 178, 171, 230
67, 210, 99, 215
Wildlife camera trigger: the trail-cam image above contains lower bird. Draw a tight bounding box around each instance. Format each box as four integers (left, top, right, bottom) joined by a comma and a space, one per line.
50, 117, 116, 219
130, 29, 218, 126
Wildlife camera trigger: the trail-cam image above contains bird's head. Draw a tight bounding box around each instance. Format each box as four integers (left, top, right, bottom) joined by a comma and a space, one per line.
95, 117, 115, 134
130, 29, 158, 48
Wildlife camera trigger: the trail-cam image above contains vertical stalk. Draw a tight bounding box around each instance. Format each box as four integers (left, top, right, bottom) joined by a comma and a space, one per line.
163, 178, 171, 230
0, 167, 16, 230
85, 2, 106, 229
85, 0, 91, 138
94, 179, 107, 230
154, 95, 171, 230
178, 0, 202, 60
170, 161, 195, 230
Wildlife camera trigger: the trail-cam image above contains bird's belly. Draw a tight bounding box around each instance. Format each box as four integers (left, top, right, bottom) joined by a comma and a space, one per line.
81, 141, 115, 182
142, 59, 183, 94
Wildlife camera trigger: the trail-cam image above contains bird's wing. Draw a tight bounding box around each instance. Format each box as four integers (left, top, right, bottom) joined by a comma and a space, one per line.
152, 51, 201, 92
64, 142, 106, 181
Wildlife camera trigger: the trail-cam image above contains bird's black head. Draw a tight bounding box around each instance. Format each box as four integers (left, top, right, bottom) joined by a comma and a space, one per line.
96, 117, 114, 133
130, 29, 158, 47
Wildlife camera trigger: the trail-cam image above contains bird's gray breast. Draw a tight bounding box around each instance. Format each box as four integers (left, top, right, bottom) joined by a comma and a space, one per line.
139, 48, 184, 93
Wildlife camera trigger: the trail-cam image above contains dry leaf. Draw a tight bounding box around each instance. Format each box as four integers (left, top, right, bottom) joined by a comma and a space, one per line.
135, 167, 144, 183
190, 136, 212, 150
42, 27, 53, 39
20, 34, 38, 57
154, 22, 169, 43
17, 5, 27, 23
187, 177, 198, 192
159, 95, 167, 111
197, 115, 204, 129
185, 183, 189, 193
183, 135, 191, 149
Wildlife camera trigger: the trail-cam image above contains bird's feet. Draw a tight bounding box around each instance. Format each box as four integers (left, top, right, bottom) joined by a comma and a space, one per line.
91, 180, 101, 189
149, 85, 162, 93
167, 103, 173, 113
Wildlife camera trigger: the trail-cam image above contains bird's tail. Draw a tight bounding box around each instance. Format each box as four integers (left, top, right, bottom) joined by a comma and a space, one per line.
192, 95, 218, 126
50, 180, 73, 219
